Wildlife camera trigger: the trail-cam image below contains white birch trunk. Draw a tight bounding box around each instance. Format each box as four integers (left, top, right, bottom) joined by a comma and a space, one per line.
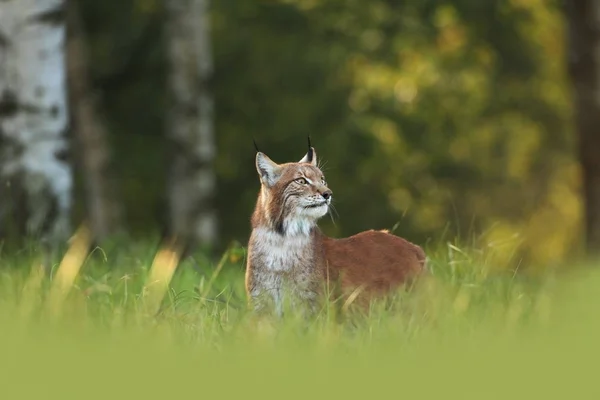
166, 0, 217, 247
0, 0, 72, 241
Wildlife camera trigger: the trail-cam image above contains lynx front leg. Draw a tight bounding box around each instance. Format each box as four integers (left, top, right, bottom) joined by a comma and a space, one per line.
248, 274, 285, 318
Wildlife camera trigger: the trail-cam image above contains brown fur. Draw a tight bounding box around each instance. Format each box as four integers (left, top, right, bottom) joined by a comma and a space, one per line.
245, 146, 426, 315
322, 230, 426, 308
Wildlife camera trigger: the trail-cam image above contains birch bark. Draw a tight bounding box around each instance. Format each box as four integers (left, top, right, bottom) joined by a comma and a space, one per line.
166, 0, 217, 248
0, 0, 72, 242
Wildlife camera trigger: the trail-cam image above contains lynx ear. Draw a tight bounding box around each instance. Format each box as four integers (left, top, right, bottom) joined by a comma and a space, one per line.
299, 147, 317, 166
299, 136, 317, 166
256, 152, 282, 187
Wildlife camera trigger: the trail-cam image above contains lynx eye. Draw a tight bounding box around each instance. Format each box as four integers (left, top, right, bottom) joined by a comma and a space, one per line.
321, 177, 327, 185
295, 178, 307, 185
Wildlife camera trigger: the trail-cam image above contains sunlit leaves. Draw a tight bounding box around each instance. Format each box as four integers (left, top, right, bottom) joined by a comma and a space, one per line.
81, 0, 575, 266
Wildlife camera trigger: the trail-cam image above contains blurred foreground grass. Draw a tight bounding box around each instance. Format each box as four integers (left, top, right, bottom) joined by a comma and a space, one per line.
0, 230, 598, 399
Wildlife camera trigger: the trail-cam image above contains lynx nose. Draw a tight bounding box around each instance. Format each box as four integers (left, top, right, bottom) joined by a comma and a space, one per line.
321, 190, 332, 200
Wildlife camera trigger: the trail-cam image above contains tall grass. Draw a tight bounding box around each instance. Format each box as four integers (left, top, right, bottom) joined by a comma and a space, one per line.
0, 231, 598, 399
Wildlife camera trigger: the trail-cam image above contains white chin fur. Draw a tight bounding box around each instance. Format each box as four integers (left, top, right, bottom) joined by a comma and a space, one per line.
301, 204, 329, 219
283, 218, 314, 236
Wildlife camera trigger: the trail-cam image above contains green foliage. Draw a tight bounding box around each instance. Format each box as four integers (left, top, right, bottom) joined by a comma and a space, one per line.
0, 242, 598, 398
80, 0, 575, 266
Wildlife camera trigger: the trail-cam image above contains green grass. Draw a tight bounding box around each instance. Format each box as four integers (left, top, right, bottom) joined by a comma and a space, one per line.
0, 238, 598, 399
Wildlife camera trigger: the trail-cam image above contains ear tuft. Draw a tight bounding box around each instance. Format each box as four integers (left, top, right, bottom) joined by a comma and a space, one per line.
256, 152, 281, 186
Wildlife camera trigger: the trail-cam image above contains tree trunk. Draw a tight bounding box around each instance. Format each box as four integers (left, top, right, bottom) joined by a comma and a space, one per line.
567, 0, 600, 255
0, 0, 72, 243
166, 0, 217, 249
66, 0, 122, 241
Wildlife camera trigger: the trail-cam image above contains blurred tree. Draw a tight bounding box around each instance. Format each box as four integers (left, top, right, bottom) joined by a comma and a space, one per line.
212, 0, 576, 266
567, 0, 600, 256
78, 0, 577, 266
165, 0, 217, 249
0, 0, 72, 244
79, 0, 167, 235
66, 0, 122, 241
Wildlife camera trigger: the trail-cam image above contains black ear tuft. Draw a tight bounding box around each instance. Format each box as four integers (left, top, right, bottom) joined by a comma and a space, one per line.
253, 138, 260, 153
306, 136, 313, 162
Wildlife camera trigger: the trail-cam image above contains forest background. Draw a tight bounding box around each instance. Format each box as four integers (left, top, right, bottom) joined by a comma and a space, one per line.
1, 0, 598, 271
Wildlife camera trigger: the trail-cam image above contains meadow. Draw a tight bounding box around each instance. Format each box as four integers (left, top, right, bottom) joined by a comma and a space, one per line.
0, 226, 598, 399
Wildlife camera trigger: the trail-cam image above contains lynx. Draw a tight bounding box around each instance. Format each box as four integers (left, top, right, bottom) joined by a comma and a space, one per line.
245, 143, 426, 316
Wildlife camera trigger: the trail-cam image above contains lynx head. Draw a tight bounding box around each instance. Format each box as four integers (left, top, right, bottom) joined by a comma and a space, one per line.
253, 145, 332, 236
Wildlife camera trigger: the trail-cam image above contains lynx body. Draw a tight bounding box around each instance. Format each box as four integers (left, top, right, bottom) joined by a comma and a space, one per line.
245, 145, 426, 315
